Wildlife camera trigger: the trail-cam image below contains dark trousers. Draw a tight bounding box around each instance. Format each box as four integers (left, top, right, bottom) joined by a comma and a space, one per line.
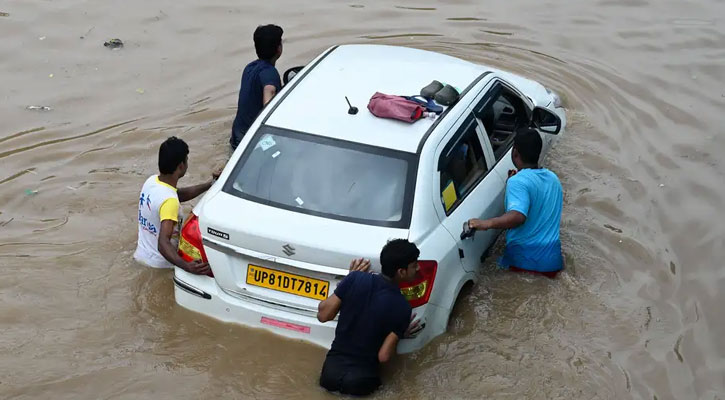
319, 351, 381, 396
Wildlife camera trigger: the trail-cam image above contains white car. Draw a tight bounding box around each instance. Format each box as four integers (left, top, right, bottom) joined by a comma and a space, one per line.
174, 44, 565, 353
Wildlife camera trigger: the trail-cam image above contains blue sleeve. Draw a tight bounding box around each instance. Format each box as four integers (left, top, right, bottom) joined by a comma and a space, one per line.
505, 176, 530, 217
259, 66, 281, 90
390, 302, 412, 339
334, 271, 357, 300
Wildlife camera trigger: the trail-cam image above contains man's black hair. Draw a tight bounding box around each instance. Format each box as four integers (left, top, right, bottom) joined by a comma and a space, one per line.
254, 24, 283, 61
158, 136, 189, 174
513, 128, 543, 165
380, 239, 420, 279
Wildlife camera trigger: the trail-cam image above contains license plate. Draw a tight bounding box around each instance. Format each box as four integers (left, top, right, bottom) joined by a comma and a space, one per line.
246, 264, 330, 301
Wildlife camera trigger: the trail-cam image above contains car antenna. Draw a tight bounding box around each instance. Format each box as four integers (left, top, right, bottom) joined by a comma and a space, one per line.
345, 96, 358, 115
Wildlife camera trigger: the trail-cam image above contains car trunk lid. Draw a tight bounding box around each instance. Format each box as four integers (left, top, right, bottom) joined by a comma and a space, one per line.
198, 191, 409, 313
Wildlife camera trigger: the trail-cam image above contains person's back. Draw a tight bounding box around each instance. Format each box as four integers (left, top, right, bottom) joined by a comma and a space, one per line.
134, 174, 180, 269
330, 271, 410, 365
230, 59, 281, 147
317, 240, 419, 396
230, 25, 283, 149
502, 168, 563, 272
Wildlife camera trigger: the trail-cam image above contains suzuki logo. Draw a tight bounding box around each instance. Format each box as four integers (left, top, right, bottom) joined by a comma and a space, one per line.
282, 244, 296, 256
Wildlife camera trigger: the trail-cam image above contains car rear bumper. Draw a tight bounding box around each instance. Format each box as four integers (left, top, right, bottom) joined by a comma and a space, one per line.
173, 268, 336, 349
173, 268, 445, 353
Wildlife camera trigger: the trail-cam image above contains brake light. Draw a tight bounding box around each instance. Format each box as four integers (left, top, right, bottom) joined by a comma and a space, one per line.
399, 260, 437, 308
178, 212, 207, 263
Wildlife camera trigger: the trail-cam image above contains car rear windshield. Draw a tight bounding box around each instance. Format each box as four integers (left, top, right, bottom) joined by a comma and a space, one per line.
222, 126, 417, 228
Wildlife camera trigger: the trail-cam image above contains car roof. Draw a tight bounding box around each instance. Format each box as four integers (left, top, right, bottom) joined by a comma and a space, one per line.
265, 44, 488, 153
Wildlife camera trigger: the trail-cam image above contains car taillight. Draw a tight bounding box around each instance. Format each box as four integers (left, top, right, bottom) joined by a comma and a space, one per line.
178, 212, 207, 263
399, 260, 437, 308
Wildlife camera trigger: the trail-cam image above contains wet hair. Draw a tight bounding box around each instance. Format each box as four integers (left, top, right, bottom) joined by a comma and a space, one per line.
158, 136, 189, 174
513, 128, 543, 165
254, 24, 283, 60
380, 239, 420, 279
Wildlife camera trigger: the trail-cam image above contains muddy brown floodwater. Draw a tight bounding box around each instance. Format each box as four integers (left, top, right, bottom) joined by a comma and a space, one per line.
1, 0, 724, 399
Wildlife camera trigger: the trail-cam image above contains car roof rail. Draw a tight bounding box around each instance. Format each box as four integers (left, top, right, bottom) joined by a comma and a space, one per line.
415, 71, 493, 155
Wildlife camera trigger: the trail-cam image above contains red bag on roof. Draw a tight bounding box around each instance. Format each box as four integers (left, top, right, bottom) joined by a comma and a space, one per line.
367, 92, 425, 123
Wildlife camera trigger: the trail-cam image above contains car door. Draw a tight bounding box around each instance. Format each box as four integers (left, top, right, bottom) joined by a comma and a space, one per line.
433, 112, 504, 272
471, 80, 539, 183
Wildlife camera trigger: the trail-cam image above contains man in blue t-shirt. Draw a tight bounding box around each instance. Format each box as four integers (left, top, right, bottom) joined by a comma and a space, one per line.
317, 239, 422, 396
230, 24, 283, 149
468, 128, 564, 278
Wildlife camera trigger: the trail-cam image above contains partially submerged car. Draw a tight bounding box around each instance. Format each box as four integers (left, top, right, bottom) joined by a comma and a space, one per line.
174, 44, 565, 353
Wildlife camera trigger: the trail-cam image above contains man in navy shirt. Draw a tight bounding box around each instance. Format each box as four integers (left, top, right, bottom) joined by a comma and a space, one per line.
230, 24, 283, 149
317, 239, 421, 396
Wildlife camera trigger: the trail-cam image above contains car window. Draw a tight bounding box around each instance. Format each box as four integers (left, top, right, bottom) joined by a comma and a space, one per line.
474, 84, 530, 161
438, 115, 489, 214
222, 126, 417, 228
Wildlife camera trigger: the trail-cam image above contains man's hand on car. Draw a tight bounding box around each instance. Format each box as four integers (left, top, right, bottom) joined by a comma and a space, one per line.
212, 167, 223, 181
186, 259, 212, 275
508, 169, 518, 179
467, 218, 493, 231
404, 313, 424, 338
349, 258, 371, 273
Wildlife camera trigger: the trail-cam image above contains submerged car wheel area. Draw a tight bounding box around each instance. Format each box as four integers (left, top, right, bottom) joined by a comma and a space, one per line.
174, 44, 565, 353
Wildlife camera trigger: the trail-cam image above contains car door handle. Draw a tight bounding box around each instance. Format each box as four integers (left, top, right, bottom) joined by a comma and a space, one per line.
460, 221, 476, 240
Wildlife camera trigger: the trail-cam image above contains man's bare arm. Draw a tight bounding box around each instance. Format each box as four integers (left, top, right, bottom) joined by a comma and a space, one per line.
469, 211, 526, 231
317, 294, 342, 322
177, 169, 221, 202
378, 332, 399, 363
262, 85, 277, 106
158, 220, 211, 275
317, 258, 370, 322
177, 180, 212, 202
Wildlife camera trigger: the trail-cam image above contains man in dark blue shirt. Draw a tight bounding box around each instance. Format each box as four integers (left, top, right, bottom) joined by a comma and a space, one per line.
230, 24, 283, 149
317, 239, 422, 396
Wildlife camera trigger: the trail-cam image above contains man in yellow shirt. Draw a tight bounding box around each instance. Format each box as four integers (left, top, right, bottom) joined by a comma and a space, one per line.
133, 136, 220, 275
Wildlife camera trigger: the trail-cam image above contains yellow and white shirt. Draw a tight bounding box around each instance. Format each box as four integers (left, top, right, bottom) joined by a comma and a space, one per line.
133, 175, 181, 269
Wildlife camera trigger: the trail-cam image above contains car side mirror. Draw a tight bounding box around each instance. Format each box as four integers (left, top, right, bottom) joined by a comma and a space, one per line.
283, 66, 305, 85
531, 106, 561, 134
